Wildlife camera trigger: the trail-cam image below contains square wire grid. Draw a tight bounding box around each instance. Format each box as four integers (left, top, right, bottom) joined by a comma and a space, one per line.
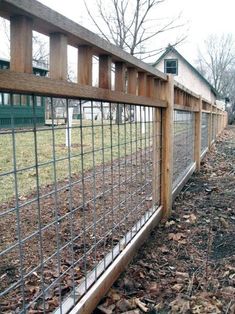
201, 112, 209, 153
0, 93, 162, 313
173, 110, 195, 189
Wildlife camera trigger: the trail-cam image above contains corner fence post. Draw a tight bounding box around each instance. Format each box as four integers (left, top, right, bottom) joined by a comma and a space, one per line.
161, 75, 174, 219
194, 95, 202, 171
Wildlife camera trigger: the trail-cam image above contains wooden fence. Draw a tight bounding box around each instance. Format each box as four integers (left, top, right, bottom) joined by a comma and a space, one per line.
0, 0, 228, 313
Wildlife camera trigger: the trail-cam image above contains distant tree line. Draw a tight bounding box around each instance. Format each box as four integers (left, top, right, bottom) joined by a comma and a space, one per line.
196, 34, 235, 124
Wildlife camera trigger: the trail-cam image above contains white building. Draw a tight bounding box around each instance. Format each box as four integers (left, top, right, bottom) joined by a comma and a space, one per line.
152, 45, 217, 103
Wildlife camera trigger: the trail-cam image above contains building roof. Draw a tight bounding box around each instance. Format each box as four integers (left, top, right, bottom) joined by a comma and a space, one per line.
152, 45, 218, 96
0, 57, 48, 73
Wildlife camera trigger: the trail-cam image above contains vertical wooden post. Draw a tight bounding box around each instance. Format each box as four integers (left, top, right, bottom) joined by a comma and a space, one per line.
161, 75, 174, 218
10, 15, 33, 73
147, 76, 155, 98
208, 104, 213, 148
138, 72, 147, 96
78, 45, 93, 85
50, 33, 68, 80
127, 68, 137, 95
153, 107, 161, 207
99, 55, 112, 89
194, 96, 202, 171
115, 62, 126, 92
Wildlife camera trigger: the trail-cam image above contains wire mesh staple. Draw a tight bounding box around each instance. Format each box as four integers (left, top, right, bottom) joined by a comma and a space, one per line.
0, 92, 162, 313
173, 110, 195, 189
201, 112, 209, 153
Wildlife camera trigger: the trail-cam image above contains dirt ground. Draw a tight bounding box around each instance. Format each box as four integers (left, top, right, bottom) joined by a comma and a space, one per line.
94, 126, 235, 314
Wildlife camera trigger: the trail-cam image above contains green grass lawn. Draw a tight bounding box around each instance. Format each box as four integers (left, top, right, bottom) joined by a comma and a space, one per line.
0, 120, 153, 203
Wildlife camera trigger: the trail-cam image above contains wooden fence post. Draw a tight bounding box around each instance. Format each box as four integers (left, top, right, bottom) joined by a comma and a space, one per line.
208, 104, 213, 148
153, 107, 161, 207
127, 68, 137, 95
10, 15, 33, 73
50, 33, 68, 80
99, 55, 112, 89
115, 62, 126, 92
138, 72, 147, 96
194, 96, 202, 171
78, 45, 93, 85
161, 75, 174, 219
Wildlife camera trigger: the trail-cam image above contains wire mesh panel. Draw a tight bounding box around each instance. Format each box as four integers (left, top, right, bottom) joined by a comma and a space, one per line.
0, 92, 162, 313
201, 112, 209, 153
173, 110, 195, 189
212, 114, 216, 141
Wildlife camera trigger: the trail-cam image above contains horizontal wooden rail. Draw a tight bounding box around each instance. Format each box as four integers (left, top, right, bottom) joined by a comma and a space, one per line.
0, 70, 167, 107
174, 103, 199, 112
174, 81, 199, 99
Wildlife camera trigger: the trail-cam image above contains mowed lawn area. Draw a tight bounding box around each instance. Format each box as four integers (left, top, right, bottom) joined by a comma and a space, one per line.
0, 120, 153, 203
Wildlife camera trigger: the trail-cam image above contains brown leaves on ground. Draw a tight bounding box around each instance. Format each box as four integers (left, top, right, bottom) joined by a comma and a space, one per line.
94, 127, 235, 313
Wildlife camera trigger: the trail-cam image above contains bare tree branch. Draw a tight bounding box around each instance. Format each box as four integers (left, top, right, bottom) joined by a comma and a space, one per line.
196, 34, 235, 96
84, 0, 186, 59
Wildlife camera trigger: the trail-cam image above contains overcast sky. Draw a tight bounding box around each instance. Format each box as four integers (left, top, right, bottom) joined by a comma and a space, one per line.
37, 0, 235, 66
1, 0, 234, 66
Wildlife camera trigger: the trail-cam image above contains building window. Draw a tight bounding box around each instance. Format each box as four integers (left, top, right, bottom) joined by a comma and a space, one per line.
164, 59, 178, 75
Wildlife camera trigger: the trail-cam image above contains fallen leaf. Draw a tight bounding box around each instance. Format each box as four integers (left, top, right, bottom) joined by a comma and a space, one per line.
172, 283, 184, 292
219, 217, 229, 229
170, 296, 190, 313
168, 233, 186, 241
134, 298, 148, 312
165, 220, 176, 227
116, 299, 134, 312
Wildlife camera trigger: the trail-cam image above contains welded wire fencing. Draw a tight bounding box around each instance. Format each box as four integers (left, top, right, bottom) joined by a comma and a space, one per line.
0, 2, 228, 311
201, 112, 209, 153
173, 110, 195, 189
212, 114, 217, 141
0, 93, 161, 313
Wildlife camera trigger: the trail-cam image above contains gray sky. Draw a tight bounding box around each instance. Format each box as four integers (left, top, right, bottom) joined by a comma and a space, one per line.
1, 0, 234, 66
37, 0, 235, 65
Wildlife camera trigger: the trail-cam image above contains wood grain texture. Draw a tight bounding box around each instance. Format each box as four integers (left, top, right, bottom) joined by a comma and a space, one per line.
115, 62, 126, 92
194, 96, 202, 171
138, 72, 147, 96
153, 107, 161, 206
175, 81, 199, 99
208, 107, 213, 148
161, 75, 174, 219
127, 68, 137, 95
10, 15, 32, 73
78, 46, 93, 85
50, 33, 68, 80
99, 55, 112, 89
0, 70, 167, 108
174, 104, 199, 112
147, 76, 155, 98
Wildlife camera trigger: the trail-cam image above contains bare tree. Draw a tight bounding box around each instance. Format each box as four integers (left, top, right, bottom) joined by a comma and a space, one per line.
196, 34, 235, 96
0, 18, 48, 67
32, 34, 49, 68
84, 0, 186, 60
